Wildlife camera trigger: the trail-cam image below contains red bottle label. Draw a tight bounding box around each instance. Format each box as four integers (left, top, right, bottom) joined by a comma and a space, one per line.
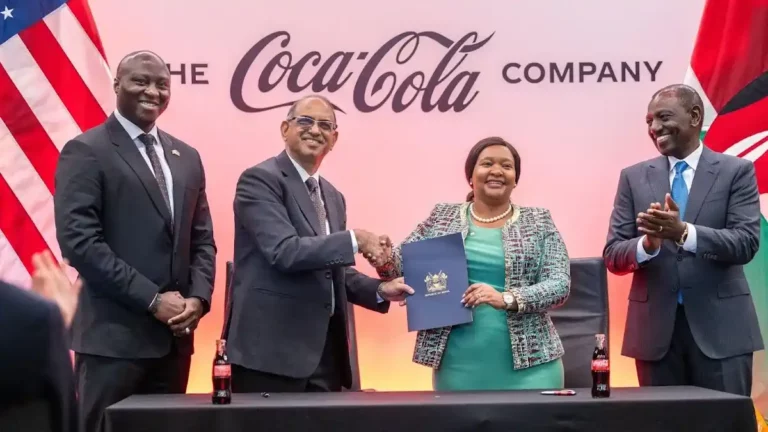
591, 359, 609, 371
214, 365, 231, 378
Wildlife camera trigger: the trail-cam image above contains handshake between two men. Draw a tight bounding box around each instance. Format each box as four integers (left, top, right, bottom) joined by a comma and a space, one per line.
352, 229, 414, 304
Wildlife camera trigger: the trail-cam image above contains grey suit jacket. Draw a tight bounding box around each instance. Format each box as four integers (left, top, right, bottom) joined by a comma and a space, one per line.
54, 114, 217, 359
226, 150, 389, 388
603, 145, 763, 361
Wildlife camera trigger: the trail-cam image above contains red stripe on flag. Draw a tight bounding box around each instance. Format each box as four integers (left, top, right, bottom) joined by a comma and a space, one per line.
0, 64, 60, 193
19, 21, 106, 132
66, 0, 108, 60
689, 0, 768, 111
0, 174, 55, 274
736, 135, 768, 159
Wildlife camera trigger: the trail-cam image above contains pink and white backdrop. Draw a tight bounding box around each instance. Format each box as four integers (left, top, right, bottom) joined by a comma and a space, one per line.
84, 0, 707, 393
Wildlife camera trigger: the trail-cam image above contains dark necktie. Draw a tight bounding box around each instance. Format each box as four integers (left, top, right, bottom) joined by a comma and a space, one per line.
138, 133, 172, 215
305, 177, 328, 235
305, 177, 333, 314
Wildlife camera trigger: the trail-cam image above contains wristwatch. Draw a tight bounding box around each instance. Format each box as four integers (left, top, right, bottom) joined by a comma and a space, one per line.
676, 223, 689, 247
502, 292, 515, 310
148, 294, 161, 313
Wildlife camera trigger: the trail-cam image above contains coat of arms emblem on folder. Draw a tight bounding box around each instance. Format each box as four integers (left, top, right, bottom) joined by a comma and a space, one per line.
424, 271, 448, 294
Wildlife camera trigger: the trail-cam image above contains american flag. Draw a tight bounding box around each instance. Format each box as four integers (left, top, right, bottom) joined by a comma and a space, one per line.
0, 0, 112, 287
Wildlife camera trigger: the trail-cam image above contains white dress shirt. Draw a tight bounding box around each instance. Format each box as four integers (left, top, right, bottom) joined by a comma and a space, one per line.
114, 110, 174, 218
637, 142, 701, 262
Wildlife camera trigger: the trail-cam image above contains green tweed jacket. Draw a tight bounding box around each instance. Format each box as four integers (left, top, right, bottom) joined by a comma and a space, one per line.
376, 202, 571, 370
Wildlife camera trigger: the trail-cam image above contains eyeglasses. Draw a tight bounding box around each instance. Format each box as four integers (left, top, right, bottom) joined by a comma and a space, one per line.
288, 115, 337, 132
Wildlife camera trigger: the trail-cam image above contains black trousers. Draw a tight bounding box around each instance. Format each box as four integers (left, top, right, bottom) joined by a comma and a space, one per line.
75, 348, 191, 432
636, 305, 753, 396
231, 315, 346, 393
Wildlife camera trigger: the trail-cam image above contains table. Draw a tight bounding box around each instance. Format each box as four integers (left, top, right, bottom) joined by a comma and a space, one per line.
105, 386, 756, 432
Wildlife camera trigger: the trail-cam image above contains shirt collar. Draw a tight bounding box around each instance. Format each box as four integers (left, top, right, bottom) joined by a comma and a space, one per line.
668, 140, 703, 172
113, 110, 159, 144
287, 154, 320, 185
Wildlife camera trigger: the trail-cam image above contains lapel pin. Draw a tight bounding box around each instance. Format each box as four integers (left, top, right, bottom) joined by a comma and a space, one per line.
172, 149, 180, 157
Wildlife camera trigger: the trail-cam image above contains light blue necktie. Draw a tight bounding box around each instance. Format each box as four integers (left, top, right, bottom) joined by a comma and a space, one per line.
672, 160, 689, 304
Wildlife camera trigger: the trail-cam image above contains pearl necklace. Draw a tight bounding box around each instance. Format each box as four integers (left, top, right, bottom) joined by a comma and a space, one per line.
470, 202, 513, 223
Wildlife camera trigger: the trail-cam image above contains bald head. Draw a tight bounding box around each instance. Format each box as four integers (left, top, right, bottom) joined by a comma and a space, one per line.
287, 94, 337, 123
113, 50, 171, 133
115, 50, 167, 80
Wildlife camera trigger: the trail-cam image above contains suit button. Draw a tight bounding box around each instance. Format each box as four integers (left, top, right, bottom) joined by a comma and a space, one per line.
677, 256, 683, 262
325, 271, 332, 279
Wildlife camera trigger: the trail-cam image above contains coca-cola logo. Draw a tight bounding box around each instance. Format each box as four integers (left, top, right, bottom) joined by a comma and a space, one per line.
591, 359, 609, 372
230, 31, 494, 114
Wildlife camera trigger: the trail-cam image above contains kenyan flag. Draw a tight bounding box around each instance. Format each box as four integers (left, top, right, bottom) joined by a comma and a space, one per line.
683, 0, 768, 422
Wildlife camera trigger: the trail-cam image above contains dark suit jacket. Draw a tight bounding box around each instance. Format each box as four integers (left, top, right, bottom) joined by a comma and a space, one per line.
0, 281, 77, 432
226, 150, 389, 388
54, 114, 216, 359
603, 145, 763, 361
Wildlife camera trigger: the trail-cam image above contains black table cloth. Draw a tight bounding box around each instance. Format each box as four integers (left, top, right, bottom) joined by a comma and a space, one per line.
105, 386, 756, 432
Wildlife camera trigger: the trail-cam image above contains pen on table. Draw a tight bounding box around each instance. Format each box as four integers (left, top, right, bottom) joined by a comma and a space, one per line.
540, 389, 576, 396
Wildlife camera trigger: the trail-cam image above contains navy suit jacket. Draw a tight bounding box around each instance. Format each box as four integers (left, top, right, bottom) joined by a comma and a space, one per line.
225, 150, 388, 388
604, 146, 763, 361
54, 114, 216, 359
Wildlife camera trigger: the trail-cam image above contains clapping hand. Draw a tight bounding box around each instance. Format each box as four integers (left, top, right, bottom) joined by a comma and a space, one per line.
30, 250, 82, 329
637, 194, 686, 242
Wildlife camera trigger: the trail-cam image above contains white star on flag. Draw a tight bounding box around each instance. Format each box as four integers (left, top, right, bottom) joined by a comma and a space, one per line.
1, 6, 13, 20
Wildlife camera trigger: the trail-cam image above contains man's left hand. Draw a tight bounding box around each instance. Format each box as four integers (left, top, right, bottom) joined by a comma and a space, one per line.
168, 297, 203, 337
378, 277, 414, 304
638, 193, 687, 241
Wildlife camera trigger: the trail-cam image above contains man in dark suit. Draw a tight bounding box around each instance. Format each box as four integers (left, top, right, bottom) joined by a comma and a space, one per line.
226, 94, 412, 393
0, 251, 80, 432
603, 84, 763, 396
54, 51, 216, 431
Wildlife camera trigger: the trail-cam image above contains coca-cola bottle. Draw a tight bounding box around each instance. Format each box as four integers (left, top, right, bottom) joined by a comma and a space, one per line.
212, 339, 231, 404
591, 333, 610, 398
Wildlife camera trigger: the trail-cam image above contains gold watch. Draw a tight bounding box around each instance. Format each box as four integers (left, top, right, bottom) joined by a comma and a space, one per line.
676, 223, 689, 247
502, 292, 515, 310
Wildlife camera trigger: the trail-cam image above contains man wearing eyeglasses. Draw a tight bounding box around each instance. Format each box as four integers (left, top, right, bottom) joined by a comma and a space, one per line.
225, 94, 413, 392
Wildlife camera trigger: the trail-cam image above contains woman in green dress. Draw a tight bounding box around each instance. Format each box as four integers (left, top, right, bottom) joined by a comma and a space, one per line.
372, 136, 570, 391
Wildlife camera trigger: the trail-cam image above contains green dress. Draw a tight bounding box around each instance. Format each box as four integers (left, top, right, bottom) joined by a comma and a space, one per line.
432, 216, 564, 391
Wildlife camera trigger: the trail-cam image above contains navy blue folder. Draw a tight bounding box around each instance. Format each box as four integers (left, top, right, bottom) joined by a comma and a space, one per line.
401, 232, 473, 332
